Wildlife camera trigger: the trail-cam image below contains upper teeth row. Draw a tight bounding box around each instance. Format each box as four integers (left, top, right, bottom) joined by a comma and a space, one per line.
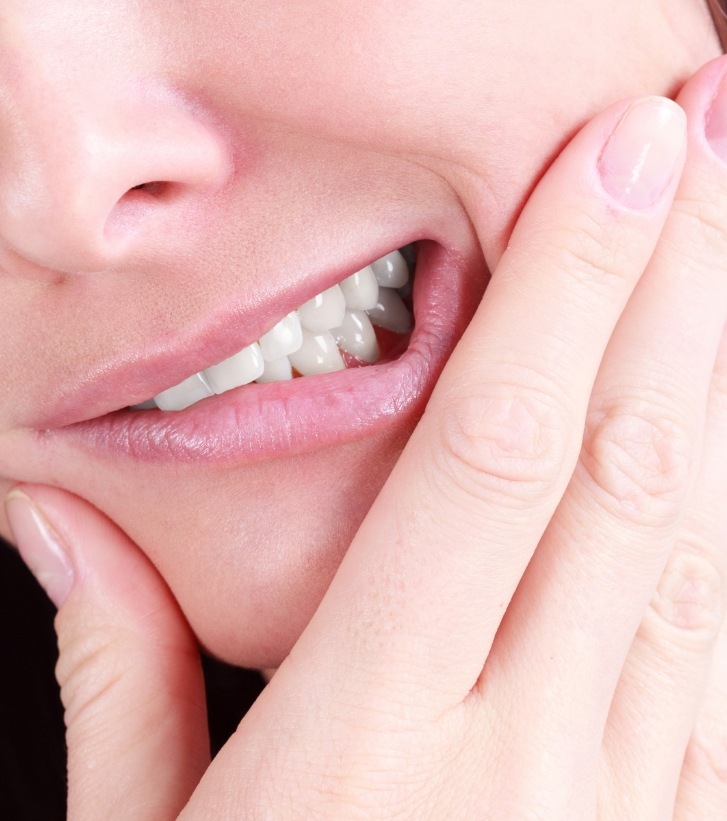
138, 249, 413, 412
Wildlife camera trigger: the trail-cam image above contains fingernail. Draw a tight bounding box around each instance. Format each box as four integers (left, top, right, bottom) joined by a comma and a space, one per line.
598, 98, 686, 209
705, 72, 727, 163
5, 491, 74, 607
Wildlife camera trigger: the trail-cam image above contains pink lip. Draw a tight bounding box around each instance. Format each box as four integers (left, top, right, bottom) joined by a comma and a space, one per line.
38, 242, 485, 464
30, 239, 422, 430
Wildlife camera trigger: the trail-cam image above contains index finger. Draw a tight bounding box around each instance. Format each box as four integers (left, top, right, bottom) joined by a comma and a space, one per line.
293, 97, 687, 703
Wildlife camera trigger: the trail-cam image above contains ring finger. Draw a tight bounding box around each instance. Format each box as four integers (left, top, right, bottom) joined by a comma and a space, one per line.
603, 322, 727, 819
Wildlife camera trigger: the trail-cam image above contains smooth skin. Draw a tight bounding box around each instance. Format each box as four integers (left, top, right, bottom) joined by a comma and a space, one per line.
8, 59, 727, 818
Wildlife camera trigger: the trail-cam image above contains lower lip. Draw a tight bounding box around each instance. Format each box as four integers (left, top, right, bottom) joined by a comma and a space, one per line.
46, 242, 482, 464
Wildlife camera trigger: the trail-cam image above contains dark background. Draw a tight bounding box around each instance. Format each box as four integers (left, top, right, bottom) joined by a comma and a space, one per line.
0, 540, 265, 820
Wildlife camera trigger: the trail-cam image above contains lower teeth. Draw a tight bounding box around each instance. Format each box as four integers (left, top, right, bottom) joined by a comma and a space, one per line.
134, 245, 415, 412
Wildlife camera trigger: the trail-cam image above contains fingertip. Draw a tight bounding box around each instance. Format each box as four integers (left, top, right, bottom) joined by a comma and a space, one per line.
4, 484, 180, 629
674, 54, 727, 159
4, 487, 74, 608
509, 94, 687, 255
597, 97, 686, 209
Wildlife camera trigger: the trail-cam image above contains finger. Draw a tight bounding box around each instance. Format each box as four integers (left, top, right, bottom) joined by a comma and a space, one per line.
480, 55, 727, 786
602, 323, 727, 820
671, 330, 727, 821
674, 615, 727, 819
4, 485, 209, 821
286, 96, 688, 705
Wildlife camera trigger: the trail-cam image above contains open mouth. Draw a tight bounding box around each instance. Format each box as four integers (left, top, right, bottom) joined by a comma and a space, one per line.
38, 238, 484, 464
133, 246, 416, 412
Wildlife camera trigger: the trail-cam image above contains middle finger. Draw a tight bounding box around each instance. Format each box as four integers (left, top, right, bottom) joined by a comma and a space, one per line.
488, 56, 727, 774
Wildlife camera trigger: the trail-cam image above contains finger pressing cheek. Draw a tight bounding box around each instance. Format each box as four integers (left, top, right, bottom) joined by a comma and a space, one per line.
288, 95, 689, 713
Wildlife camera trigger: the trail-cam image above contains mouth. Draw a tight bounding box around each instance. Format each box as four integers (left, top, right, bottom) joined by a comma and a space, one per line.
134, 246, 416, 412
36, 238, 486, 464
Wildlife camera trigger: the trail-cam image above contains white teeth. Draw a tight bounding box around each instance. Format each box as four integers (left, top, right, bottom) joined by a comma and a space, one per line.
139, 248, 414, 411
255, 355, 293, 383
204, 343, 265, 394
154, 373, 215, 412
297, 284, 347, 333
339, 265, 379, 311
367, 287, 413, 334
288, 329, 345, 375
331, 310, 379, 363
370, 250, 409, 289
258, 312, 303, 361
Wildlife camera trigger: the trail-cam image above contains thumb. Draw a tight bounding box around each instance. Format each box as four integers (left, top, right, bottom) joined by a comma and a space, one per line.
4, 485, 210, 820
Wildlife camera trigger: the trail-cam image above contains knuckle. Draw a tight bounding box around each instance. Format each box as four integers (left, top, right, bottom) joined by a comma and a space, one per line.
557, 224, 629, 284
55, 616, 128, 727
581, 400, 692, 527
525, 207, 635, 288
433, 381, 569, 506
649, 546, 725, 641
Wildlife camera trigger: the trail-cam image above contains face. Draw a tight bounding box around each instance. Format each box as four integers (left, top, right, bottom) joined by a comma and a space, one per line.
0, 0, 720, 666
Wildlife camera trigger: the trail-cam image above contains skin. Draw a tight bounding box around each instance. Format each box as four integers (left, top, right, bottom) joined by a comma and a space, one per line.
2, 2, 727, 817
0, 1, 721, 673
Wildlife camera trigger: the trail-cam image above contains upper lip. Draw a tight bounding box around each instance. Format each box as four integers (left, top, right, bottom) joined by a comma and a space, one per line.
29, 237, 422, 429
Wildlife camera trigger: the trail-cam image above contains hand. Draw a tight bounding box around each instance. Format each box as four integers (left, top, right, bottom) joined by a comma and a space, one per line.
7, 58, 727, 819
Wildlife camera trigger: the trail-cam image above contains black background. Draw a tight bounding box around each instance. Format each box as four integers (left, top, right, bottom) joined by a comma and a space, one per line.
0, 540, 265, 820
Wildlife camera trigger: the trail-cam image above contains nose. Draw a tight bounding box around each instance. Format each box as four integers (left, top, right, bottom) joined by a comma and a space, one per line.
0, 76, 231, 275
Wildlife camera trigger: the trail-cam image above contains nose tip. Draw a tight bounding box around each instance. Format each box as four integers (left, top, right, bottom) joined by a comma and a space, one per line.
0, 89, 231, 275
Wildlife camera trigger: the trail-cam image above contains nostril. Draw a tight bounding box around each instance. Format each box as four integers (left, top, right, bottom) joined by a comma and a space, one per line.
129, 181, 167, 196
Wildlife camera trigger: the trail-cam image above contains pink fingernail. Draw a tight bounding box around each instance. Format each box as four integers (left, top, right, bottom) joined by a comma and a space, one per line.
598, 98, 686, 209
5, 491, 74, 607
705, 72, 727, 163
